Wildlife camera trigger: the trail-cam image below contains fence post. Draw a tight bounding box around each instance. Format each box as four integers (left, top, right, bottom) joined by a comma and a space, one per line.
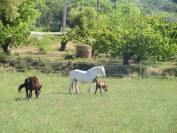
139, 61, 142, 79
155, 61, 157, 79
71, 61, 73, 71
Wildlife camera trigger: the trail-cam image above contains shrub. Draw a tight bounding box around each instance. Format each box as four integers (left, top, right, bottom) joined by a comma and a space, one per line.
29, 35, 58, 52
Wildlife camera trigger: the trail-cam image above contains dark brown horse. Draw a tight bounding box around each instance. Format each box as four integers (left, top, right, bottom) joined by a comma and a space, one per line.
18, 76, 42, 99
95, 79, 108, 96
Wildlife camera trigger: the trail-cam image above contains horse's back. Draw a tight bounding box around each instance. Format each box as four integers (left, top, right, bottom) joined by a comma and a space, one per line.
71, 69, 87, 73
70, 69, 91, 82
31, 76, 40, 88
70, 69, 87, 77
97, 79, 108, 87
24, 76, 40, 89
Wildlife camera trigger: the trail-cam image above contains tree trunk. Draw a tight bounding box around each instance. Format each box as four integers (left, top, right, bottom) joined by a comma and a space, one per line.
136, 55, 141, 63
122, 52, 133, 65
62, 0, 67, 32
59, 37, 68, 51
59, 41, 67, 51
123, 53, 129, 65
96, 0, 100, 12
2, 43, 10, 55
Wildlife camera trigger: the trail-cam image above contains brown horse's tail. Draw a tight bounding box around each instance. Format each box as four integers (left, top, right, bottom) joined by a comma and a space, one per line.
18, 83, 25, 92
39, 84, 42, 92
39, 85, 42, 89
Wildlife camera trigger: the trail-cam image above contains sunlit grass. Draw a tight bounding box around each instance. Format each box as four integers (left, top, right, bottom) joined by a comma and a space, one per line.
0, 70, 177, 133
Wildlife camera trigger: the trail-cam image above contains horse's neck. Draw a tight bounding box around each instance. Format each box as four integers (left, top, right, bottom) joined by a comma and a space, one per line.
88, 69, 99, 79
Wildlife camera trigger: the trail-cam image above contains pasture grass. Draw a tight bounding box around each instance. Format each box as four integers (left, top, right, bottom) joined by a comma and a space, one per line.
0, 70, 177, 133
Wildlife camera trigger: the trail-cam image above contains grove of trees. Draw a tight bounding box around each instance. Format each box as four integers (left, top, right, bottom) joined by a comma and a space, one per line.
0, 0, 177, 64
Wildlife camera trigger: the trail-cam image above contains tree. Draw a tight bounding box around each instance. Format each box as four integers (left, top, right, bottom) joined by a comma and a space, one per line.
171, 0, 177, 3
0, 0, 41, 54
140, 0, 177, 14
68, 6, 97, 28
62, 0, 67, 32
36, 0, 97, 31
59, 34, 69, 51
36, 0, 64, 31
96, 0, 100, 12
93, 3, 177, 64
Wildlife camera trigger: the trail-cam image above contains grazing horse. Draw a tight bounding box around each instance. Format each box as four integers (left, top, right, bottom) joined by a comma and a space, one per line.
69, 66, 106, 95
18, 76, 42, 99
95, 79, 108, 96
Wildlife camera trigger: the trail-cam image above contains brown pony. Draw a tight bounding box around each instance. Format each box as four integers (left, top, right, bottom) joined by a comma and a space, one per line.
95, 79, 108, 96
18, 76, 42, 99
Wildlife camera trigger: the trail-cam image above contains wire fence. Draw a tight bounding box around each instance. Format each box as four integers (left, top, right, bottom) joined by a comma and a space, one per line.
104, 64, 177, 79
0, 59, 176, 79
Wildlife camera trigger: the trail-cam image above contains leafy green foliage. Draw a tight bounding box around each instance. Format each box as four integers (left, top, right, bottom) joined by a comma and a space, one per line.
36, 0, 63, 31
29, 35, 58, 52
140, 0, 177, 14
0, 0, 176, 63
68, 6, 97, 28
0, 0, 21, 22
0, 0, 41, 54
67, 26, 92, 45
67, 6, 97, 46
93, 28, 123, 55
93, 3, 177, 64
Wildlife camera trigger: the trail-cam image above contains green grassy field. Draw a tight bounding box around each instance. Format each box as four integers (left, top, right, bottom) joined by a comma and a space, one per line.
0, 69, 177, 133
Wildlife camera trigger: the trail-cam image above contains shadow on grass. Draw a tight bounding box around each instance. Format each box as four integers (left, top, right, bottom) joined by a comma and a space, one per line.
15, 97, 27, 101
15, 97, 40, 102
52, 91, 85, 96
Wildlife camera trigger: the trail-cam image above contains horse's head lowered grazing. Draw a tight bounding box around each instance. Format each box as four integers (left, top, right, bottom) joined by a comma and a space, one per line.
68, 66, 106, 95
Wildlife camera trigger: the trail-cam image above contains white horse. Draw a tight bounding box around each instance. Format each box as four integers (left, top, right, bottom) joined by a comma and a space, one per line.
68, 66, 106, 95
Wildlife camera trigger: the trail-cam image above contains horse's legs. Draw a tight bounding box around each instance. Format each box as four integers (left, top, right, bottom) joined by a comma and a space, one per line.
29, 90, 32, 98
72, 81, 75, 93
100, 88, 102, 96
88, 83, 93, 94
25, 88, 29, 98
68, 79, 73, 95
94, 87, 98, 96
35, 90, 40, 98
75, 81, 79, 94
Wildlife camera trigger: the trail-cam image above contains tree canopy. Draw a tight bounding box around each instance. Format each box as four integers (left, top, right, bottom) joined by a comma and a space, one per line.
0, 0, 176, 64
92, 3, 177, 64
0, 0, 42, 53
